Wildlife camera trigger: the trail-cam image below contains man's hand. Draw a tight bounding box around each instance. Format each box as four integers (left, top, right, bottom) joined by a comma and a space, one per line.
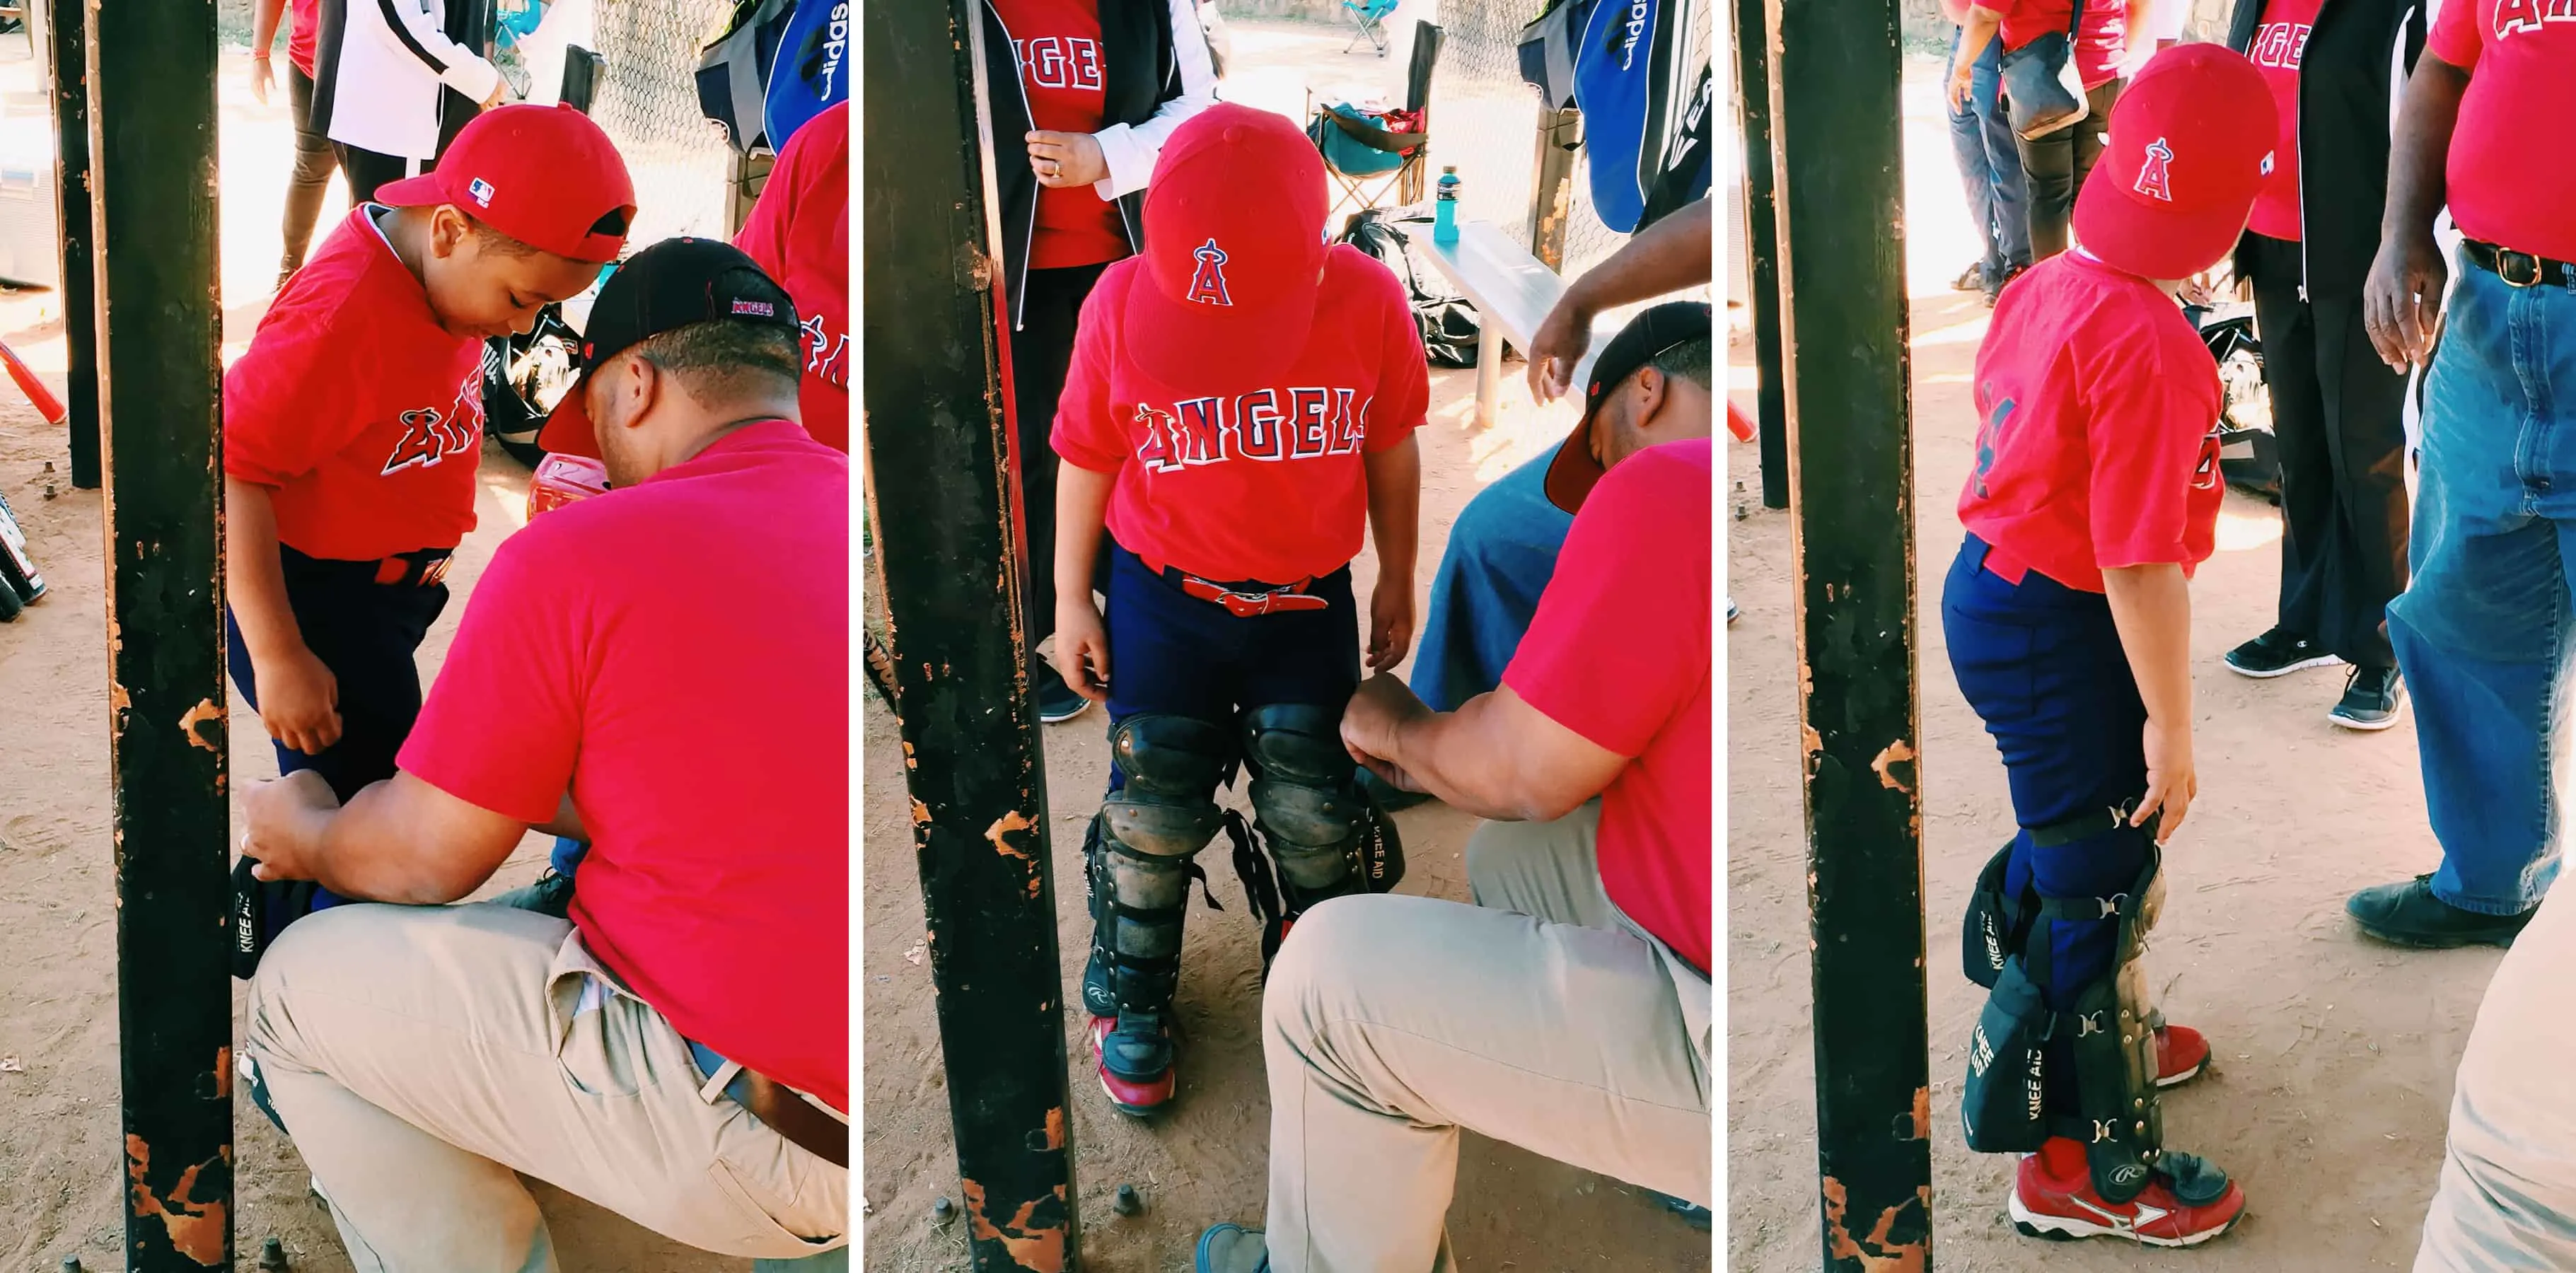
1949, 56, 1976, 112
1053, 598, 1112, 702
2136, 716, 2195, 844
255, 645, 344, 755
1526, 294, 1597, 405
1340, 673, 1432, 790
2364, 232, 2449, 371
251, 55, 276, 106
1028, 131, 1109, 188
1367, 575, 1415, 672
242, 769, 340, 883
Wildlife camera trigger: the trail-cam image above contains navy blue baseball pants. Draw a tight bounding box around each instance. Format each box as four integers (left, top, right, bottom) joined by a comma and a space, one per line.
1101, 541, 1362, 794
1942, 535, 2152, 1013
228, 545, 451, 913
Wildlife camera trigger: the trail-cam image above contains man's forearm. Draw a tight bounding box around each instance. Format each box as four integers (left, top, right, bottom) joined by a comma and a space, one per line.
1383, 696, 1587, 823
1958, 10, 2004, 69
1561, 199, 1712, 321
253, 0, 286, 54
301, 781, 497, 905
1363, 437, 1421, 588
2383, 57, 2468, 245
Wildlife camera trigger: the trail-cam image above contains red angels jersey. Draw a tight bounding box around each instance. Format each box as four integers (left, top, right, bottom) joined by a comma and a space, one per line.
1956, 252, 2224, 593
225, 206, 487, 562
992, 0, 1130, 269
734, 100, 849, 452
1052, 243, 1429, 585
2430, 0, 2576, 262
2245, 0, 2321, 241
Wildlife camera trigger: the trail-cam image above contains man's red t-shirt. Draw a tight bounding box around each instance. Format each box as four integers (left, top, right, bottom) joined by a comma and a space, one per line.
1996, 0, 2075, 52
226, 206, 487, 562
2429, 0, 2576, 263
1958, 252, 2225, 593
399, 422, 849, 1112
2246, 0, 2321, 242
734, 101, 850, 453
288, 0, 319, 77
1052, 244, 1429, 585
2073, 1, 2127, 88
994, 0, 1132, 270
1502, 439, 1712, 976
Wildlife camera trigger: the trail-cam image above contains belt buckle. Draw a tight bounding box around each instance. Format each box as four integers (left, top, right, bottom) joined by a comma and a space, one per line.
2499, 248, 2545, 289
419, 557, 453, 588
1224, 588, 1277, 618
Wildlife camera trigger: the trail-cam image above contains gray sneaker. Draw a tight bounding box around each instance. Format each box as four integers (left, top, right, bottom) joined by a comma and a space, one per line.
2328, 666, 2406, 732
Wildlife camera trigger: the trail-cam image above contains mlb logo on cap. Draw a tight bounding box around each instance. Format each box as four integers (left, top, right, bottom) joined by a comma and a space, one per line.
468, 177, 496, 209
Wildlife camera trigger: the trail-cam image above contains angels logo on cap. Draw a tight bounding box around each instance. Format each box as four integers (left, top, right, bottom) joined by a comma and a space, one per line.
1185, 240, 1234, 307
2134, 139, 2174, 203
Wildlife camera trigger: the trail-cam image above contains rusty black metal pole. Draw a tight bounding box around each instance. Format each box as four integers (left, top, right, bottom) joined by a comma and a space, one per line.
1736, 0, 1787, 510
862, 0, 1079, 1269
1768, 0, 1934, 1267
89, 0, 232, 1266
45, 0, 98, 489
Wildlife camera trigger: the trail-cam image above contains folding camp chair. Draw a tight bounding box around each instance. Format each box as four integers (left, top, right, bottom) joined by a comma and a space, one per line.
1342, 0, 1398, 55
1306, 23, 1444, 234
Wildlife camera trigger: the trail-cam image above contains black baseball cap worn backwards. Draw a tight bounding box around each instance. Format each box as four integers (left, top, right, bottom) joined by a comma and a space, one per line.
1543, 299, 1715, 513
538, 236, 804, 460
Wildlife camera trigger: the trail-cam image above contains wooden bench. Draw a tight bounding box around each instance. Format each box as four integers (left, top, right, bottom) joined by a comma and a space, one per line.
1417, 219, 1609, 429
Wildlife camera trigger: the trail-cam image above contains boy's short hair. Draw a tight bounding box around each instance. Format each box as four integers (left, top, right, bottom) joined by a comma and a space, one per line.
1649, 336, 1713, 393
630, 318, 803, 404
468, 207, 632, 261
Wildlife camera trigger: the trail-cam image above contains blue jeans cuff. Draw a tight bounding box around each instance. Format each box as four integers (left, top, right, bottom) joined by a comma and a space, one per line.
2430, 880, 2540, 917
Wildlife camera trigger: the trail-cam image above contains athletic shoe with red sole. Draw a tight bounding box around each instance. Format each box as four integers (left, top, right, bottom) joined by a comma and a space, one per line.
2157, 1024, 2210, 1088
1089, 1013, 1177, 1117
2009, 1139, 2246, 1247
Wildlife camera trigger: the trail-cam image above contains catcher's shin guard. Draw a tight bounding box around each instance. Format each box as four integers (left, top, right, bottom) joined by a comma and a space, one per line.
1084, 714, 1231, 1115
1234, 704, 1406, 969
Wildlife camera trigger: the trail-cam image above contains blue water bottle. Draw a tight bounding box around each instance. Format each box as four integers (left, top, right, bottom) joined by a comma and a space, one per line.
1433, 165, 1461, 245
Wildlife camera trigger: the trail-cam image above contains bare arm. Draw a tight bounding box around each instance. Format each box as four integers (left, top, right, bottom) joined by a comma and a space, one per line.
537, 793, 585, 842
2364, 54, 2469, 369
1050, 462, 1119, 700
2101, 564, 2195, 839
245, 770, 529, 905
253, 0, 287, 59
1342, 675, 1628, 822
1363, 435, 1420, 590
228, 476, 344, 754
1526, 199, 1714, 400
1954, 6, 2007, 107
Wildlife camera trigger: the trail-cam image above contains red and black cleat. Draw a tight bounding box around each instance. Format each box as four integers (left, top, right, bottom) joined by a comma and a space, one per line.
2156, 1023, 2210, 1088
2009, 1138, 2246, 1248
1089, 1011, 1178, 1117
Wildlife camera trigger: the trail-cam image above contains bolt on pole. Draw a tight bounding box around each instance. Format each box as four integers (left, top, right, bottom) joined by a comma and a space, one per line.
861, 0, 1081, 1269
88, 0, 233, 1265
1766, 0, 1937, 1267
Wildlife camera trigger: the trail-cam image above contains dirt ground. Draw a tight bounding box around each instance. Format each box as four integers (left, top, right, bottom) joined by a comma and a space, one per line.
859, 22, 1713, 1272
1725, 57, 2504, 1269
0, 43, 735, 1273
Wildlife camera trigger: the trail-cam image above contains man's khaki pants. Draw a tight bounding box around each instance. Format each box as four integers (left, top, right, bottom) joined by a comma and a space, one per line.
2416, 878, 2576, 1271
1261, 802, 1712, 1272
243, 902, 847, 1270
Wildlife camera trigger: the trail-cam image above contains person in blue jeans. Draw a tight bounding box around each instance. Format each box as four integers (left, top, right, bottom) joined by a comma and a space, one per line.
1944, 7, 2032, 304
2352, 14, 2573, 948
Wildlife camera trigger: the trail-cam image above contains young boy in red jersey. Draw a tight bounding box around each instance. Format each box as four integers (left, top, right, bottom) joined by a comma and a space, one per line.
225, 103, 635, 972
1944, 45, 2273, 1247
1048, 103, 1425, 1116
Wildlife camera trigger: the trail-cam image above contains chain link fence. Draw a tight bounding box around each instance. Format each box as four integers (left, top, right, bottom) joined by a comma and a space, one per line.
585, 0, 738, 245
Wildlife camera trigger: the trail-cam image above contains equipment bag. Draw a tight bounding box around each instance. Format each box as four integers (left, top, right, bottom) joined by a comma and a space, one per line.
1336, 209, 1481, 368
764, 0, 851, 154
697, 0, 795, 153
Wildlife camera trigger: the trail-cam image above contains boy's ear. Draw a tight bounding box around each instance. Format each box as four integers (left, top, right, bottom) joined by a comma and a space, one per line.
428, 205, 473, 259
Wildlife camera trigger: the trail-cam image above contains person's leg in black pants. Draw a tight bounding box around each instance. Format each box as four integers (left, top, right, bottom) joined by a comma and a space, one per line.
333, 144, 412, 207
1011, 260, 1113, 723
2249, 233, 2334, 649
2070, 79, 2120, 199
2019, 79, 2124, 262
282, 66, 341, 284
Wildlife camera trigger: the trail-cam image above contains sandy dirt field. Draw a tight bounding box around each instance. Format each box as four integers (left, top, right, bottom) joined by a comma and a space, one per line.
1725, 57, 2506, 1270
0, 43, 736, 1273
860, 21, 1713, 1272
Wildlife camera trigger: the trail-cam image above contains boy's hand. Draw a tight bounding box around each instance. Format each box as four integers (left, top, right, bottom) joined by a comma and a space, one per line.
2135, 716, 2195, 844
257, 646, 344, 755
1052, 598, 1112, 703
1367, 574, 1415, 672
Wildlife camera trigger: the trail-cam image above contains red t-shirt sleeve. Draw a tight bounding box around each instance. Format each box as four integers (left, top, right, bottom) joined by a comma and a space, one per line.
1364, 260, 1429, 453
1049, 277, 1130, 475
2085, 328, 2222, 573
224, 310, 369, 487
2426, 0, 2481, 68
732, 125, 803, 281
396, 526, 585, 824
1502, 446, 1710, 755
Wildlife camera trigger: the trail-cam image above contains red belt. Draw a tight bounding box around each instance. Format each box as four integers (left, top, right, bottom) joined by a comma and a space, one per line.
1142, 556, 1331, 618
372, 552, 454, 588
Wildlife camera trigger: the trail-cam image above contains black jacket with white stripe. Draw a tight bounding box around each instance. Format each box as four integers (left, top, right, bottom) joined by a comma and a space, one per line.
313, 0, 505, 162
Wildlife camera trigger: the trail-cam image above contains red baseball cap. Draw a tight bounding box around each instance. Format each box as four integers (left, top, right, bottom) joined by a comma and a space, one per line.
377, 103, 637, 263
2071, 44, 2276, 283
1123, 103, 1329, 395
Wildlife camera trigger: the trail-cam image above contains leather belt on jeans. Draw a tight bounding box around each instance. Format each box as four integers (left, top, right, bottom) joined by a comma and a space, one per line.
2464, 238, 2576, 290
689, 1040, 848, 1168
1140, 555, 1330, 617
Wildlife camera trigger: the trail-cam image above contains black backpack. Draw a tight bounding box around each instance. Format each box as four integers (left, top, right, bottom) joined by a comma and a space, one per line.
1337, 209, 1482, 369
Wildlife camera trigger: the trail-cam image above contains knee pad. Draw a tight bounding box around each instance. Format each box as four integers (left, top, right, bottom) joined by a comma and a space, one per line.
1240, 704, 1408, 903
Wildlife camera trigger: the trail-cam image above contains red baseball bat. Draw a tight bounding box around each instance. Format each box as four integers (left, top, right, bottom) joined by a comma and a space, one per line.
1727, 400, 1756, 443
0, 339, 66, 427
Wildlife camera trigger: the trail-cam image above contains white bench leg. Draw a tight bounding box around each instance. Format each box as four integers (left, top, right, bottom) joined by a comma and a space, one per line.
1475, 328, 1502, 430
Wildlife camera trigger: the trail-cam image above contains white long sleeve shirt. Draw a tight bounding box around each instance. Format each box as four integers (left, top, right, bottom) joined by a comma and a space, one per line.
318, 0, 505, 161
